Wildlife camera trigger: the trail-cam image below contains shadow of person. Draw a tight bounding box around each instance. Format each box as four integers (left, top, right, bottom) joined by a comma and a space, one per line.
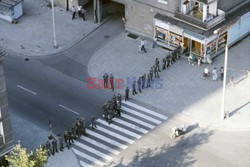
186, 123, 199, 133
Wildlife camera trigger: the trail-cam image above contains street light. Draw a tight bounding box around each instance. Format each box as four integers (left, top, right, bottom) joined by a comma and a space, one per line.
51, 0, 58, 48
214, 28, 228, 120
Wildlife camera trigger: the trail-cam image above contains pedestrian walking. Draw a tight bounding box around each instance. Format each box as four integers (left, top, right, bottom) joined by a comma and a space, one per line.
203, 67, 209, 80
212, 67, 218, 81
132, 81, 137, 95
140, 40, 147, 53
68, 129, 74, 144
64, 131, 70, 149
162, 58, 166, 70
109, 74, 114, 91
81, 7, 86, 21
220, 67, 224, 81
59, 134, 64, 151
45, 140, 51, 157
137, 77, 142, 93
155, 58, 161, 72
91, 115, 97, 129
197, 57, 201, 67
80, 117, 86, 136
52, 138, 58, 155
146, 74, 151, 88
71, 6, 76, 20
154, 65, 160, 78
125, 87, 129, 101
152, 38, 157, 48
117, 93, 122, 106
229, 77, 234, 87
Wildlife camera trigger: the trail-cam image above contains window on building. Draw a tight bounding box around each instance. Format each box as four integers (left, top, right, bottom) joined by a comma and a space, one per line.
158, 0, 168, 5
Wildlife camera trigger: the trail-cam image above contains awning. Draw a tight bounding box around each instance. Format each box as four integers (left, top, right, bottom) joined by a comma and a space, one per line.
184, 29, 206, 44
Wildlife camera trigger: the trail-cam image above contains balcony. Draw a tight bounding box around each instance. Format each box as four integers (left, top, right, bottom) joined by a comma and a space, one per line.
175, 9, 225, 30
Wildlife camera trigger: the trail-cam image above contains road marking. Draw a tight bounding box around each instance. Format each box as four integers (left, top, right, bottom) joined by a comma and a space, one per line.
122, 113, 155, 129
58, 104, 79, 115
95, 125, 134, 144
86, 129, 127, 149
122, 106, 161, 124
122, 101, 168, 120
97, 119, 141, 139
113, 118, 149, 134
79, 161, 93, 167
17, 85, 37, 95
72, 148, 104, 166
74, 141, 112, 161
80, 137, 120, 155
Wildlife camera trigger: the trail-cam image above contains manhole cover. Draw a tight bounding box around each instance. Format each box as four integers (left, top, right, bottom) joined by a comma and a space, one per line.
24, 58, 30, 61
104, 35, 110, 39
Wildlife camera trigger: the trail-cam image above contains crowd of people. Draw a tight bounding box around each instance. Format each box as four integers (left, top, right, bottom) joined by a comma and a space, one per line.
43, 117, 88, 157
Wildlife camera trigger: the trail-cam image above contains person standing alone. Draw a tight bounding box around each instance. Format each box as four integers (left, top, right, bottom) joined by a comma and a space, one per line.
72, 6, 76, 20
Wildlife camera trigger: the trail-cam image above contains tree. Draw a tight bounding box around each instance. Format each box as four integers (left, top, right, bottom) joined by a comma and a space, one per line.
5, 143, 48, 167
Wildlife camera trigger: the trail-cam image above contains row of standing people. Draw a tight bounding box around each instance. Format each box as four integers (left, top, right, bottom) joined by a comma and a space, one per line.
44, 117, 87, 156
103, 94, 122, 124
131, 46, 182, 95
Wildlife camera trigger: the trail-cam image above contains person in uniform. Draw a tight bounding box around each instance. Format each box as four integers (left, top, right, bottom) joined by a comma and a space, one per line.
137, 77, 142, 93
45, 140, 51, 157
117, 93, 122, 106
154, 65, 160, 78
91, 115, 97, 129
125, 87, 129, 101
68, 129, 74, 144
162, 58, 166, 70
109, 74, 114, 91
146, 74, 151, 88
64, 131, 70, 149
150, 67, 154, 81
141, 74, 146, 89
167, 54, 171, 68
132, 81, 137, 95
171, 51, 176, 63
155, 58, 161, 72
52, 138, 58, 155
80, 117, 86, 136
59, 134, 64, 151
71, 124, 76, 139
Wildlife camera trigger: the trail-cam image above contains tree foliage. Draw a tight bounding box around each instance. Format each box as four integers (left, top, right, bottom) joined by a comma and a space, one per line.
5, 143, 48, 167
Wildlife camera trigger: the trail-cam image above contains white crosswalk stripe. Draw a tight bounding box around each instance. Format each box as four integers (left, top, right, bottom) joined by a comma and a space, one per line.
86, 129, 127, 149
72, 148, 105, 166
113, 117, 149, 134
80, 137, 120, 155
73, 102, 168, 167
122, 113, 155, 129
122, 106, 161, 124
97, 119, 142, 139
74, 141, 112, 161
79, 160, 93, 167
95, 125, 135, 144
122, 101, 168, 120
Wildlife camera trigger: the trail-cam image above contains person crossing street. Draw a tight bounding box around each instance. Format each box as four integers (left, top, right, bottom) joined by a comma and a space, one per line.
125, 87, 129, 101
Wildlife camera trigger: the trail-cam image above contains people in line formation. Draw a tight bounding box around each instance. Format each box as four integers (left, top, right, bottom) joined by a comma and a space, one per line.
45, 117, 87, 156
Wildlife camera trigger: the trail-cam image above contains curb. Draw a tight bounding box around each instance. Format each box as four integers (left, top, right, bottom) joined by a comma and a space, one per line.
0, 15, 114, 58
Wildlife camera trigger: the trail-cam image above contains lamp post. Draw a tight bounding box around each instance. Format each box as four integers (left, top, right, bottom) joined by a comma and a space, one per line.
51, 0, 58, 48
214, 28, 228, 120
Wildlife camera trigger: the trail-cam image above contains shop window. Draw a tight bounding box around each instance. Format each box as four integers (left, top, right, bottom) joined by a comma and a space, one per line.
156, 27, 167, 41
0, 122, 4, 146
169, 32, 182, 47
192, 40, 201, 55
218, 33, 227, 49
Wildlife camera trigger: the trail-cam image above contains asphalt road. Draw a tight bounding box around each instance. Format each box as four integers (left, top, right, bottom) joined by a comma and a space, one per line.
4, 15, 123, 150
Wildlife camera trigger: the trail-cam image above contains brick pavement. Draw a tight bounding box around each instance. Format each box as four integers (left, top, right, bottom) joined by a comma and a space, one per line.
88, 34, 250, 130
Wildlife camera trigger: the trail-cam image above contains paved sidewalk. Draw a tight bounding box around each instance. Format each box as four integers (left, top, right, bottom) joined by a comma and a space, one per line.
88, 34, 250, 131
0, 0, 100, 56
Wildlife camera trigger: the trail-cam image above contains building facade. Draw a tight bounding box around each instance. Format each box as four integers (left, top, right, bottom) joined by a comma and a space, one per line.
107, 0, 250, 59
0, 56, 13, 158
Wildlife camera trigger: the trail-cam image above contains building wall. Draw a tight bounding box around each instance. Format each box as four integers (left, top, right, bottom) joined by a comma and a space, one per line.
113, 0, 179, 38
0, 57, 13, 158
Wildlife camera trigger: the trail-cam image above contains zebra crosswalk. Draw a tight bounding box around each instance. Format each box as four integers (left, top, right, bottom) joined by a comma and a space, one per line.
72, 100, 168, 167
